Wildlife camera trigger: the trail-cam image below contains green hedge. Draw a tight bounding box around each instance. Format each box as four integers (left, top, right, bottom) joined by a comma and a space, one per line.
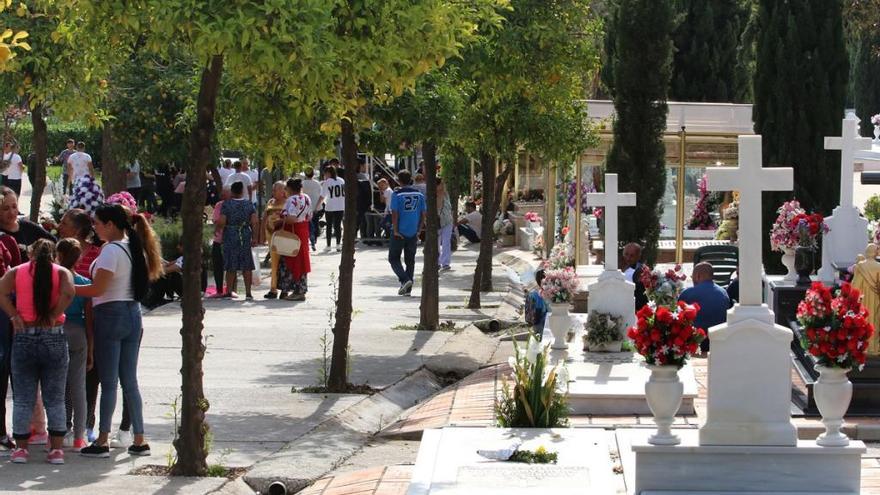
151, 217, 214, 270
11, 120, 102, 167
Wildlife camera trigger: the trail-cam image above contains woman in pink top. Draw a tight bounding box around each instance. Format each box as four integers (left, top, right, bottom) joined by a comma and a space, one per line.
207, 191, 228, 298
0, 239, 74, 464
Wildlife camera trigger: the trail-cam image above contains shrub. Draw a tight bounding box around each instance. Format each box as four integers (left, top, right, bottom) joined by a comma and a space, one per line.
496, 333, 569, 428
865, 194, 880, 222
150, 217, 213, 270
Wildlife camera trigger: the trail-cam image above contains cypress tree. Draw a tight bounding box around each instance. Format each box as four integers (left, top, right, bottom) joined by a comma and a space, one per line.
670, 0, 749, 102
754, 0, 848, 271
604, 0, 674, 265
853, 31, 880, 137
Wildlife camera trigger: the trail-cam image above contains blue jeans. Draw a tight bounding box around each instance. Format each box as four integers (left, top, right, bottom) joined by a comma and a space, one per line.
11, 328, 69, 440
389, 235, 418, 284
0, 311, 10, 436
94, 301, 145, 435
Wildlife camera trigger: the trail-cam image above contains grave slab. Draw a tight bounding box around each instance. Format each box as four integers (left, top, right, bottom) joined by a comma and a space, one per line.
407, 427, 618, 495
544, 319, 697, 416
618, 428, 864, 495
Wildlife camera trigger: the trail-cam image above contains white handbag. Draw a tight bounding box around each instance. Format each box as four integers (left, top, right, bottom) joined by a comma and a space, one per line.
271, 230, 301, 257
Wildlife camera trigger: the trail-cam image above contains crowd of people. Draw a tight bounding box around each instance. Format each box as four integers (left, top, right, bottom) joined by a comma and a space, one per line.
0, 184, 161, 464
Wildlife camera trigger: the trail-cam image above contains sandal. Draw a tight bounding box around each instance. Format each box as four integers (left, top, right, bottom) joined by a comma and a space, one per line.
279, 291, 289, 300
264, 291, 278, 300
283, 293, 305, 301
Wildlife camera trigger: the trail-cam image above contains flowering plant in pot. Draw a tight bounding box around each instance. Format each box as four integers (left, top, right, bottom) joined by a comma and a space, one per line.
639, 264, 686, 308
627, 302, 706, 445
686, 174, 717, 230
496, 333, 569, 428
543, 241, 574, 270
540, 268, 580, 349
584, 311, 625, 352
797, 282, 874, 446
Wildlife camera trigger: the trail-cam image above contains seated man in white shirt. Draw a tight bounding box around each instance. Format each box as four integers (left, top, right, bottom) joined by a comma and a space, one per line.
457, 201, 481, 244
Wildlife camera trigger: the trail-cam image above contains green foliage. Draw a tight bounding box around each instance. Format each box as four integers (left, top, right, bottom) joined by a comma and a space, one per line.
670, 0, 750, 103
865, 194, 880, 222
105, 49, 197, 170
852, 30, 880, 136
149, 217, 212, 270
604, 0, 675, 265
495, 333, 569, 428
13, 119, 101, 164
754, 0, 848, 272
508, 447, 558, 464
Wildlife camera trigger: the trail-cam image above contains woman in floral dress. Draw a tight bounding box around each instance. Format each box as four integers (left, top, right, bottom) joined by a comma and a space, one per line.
278, 179, 311, 301
218, 181, 258, 300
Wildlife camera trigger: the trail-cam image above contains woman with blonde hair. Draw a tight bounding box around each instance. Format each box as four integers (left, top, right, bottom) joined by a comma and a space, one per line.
263, 181, 288, 299
76, 204, 162, 458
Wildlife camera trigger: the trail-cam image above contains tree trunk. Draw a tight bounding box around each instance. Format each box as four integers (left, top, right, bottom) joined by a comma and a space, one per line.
100, 123, 126, 196
328, 117, 360, 391
480, 161, 513, 289
171, 54, 223, 478
419, 141, 439, 330
28, 105, 47, 222
468, 153, 495, 309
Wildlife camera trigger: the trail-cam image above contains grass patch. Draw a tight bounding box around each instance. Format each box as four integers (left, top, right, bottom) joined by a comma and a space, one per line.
131, 464, 248, 480
392, 320, 463, 332
292, 383, 378, 394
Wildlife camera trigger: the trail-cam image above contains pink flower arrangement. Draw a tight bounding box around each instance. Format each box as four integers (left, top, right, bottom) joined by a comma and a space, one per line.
871, 114, 880, 127
686, 174, 716, 230
540, 267, 580, 304
524, 211, 542, 223
106, 191, 139, 212
770, 200, 828, 251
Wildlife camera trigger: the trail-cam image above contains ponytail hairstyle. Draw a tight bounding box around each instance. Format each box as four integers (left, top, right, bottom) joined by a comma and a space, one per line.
30, 238, 57, 326
130, 212, 163, 282
94, 204, 162, 303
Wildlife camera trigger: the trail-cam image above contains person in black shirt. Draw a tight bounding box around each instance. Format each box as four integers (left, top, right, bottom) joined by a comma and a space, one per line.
0, 187, 56, 261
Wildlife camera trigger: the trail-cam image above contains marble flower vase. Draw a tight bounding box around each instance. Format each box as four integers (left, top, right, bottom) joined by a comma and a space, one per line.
548, 303, 571, 350
781, 247, 797, 282
814, 365, 853, 447
645, 365, 683, 446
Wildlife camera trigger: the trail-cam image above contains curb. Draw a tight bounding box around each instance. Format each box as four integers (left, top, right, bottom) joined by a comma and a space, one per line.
243, 368, 443, 494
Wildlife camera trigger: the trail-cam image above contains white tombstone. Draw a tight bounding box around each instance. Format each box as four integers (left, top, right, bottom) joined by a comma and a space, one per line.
585, 174, 638, 329
818, 112, 873, 282
633, 135, 865, 494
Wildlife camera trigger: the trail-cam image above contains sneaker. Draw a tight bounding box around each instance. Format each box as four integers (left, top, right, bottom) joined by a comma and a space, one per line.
0, 435, 14, 454
86, 429, 97, 443
62, 430, 75, 448
336, 245, 342, 252
29, 431, 48, 445
10, 448, 28, 463
73, 438, 88, 451
80, 442, 110, 458
46, 449, 64, 465
399, 280, 413, 296
263, 291, 278, 300
323, 246, 332, 253
440, 265, 451, 272
111, 429, 132, 448
128, 443, 151, 456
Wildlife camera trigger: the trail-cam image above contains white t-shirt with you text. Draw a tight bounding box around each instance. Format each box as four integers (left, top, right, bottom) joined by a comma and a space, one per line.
321, 177, 346, 212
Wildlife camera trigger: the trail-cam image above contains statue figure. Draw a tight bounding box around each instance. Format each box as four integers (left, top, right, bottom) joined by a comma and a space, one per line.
852, 243, 880, 355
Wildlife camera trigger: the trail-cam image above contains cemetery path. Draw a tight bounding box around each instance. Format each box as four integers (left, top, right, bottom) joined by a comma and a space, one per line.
0, 241, 517, 493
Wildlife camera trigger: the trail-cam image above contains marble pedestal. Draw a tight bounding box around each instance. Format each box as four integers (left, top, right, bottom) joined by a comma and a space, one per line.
407, 428, 617, 495
623, 429, 865, 495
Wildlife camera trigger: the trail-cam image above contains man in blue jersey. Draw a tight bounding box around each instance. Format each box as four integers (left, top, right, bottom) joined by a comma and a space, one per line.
389, 170, 426, 296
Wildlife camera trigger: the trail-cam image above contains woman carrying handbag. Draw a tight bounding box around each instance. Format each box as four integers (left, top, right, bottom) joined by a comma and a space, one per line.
274, 179, 311, 301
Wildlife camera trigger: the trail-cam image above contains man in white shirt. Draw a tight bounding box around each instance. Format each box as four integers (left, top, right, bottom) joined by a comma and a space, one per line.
218, 159, 234, 184
457, 201, 482, 244
66, 141, 94, 187
127, 160, 142, 205
302, 167, 323, 251
1, 141, 24, 197
241, 158, 260, 206
223, 161, 253, 196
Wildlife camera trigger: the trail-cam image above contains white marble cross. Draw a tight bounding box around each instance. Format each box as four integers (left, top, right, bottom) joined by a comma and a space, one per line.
825, 112, 872, 209
706, 136, 793, 306
587, 173, 636, 272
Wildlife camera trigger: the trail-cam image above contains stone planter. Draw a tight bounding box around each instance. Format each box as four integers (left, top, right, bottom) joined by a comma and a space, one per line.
548, 303, 571, 350
645, 365, 683, 446
815, 365, 852, 447
795, 246, 815, 286
584, 340, 623, 352
781, 247, 797, 282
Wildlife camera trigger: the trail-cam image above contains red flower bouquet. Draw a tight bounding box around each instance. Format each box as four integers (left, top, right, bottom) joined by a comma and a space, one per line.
797, 282, 874, 370
627, 301, 707, 368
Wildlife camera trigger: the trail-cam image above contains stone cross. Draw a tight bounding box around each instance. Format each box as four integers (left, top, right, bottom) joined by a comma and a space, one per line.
825, 112, 872, 209
706, 136, 793, 306
586, 174, 636, 272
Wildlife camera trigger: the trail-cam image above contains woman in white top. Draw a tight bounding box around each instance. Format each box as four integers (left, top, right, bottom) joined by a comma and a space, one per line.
318, 165, 345, 252
75, 204, 163, 458
1, 142, 24, 197
66, 142, 94, 189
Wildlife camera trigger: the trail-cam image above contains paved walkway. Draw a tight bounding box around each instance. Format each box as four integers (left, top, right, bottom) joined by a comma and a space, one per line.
0, 205, 513, 493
